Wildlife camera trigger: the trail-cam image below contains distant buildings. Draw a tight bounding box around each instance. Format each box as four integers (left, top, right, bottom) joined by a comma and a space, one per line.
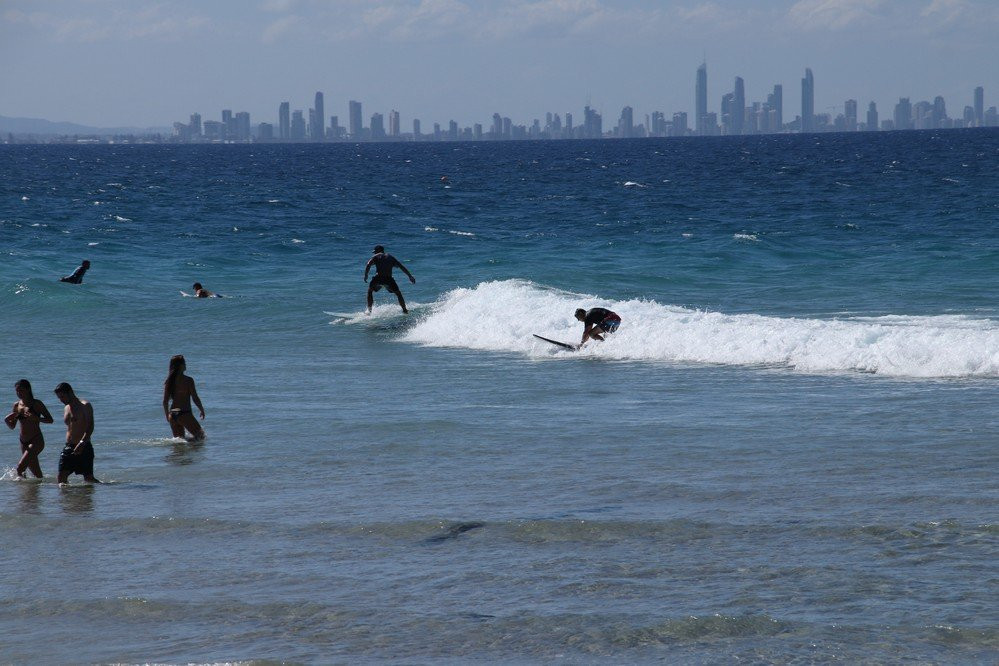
156, 73, 995, 146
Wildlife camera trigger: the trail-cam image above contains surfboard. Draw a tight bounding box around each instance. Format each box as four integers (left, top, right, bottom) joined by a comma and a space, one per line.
533, 334, 577, 351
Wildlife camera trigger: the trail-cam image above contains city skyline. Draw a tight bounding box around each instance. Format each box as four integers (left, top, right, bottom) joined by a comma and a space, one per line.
2, 1, 998, 129
158, 62, 993, 144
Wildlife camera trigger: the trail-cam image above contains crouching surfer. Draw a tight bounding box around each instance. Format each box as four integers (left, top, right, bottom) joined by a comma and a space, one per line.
575, 307, 621, 347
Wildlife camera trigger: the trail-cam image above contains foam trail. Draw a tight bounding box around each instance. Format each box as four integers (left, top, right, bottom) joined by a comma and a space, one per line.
400, 280, 999, 378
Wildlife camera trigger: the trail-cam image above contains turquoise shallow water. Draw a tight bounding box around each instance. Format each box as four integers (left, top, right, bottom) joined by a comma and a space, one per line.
0, 132, 997, 663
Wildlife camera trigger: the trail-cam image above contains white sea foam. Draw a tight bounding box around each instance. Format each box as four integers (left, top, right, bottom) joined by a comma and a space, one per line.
399, 280, 999, 378
733, 233, 759, 242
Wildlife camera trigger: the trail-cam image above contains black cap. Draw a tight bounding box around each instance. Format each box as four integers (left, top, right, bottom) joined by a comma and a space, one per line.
373, 245, 385, 253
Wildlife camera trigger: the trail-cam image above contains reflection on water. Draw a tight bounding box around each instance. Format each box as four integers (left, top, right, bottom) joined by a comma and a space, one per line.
58, 484, 95, 513
165, 441, 204, 466
17, 480, 42, 513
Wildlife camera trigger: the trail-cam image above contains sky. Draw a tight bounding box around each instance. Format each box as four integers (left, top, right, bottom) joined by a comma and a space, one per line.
1, 0, 997, 129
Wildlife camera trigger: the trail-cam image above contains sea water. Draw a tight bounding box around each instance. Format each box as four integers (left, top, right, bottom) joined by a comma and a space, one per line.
0, 132, 997, 663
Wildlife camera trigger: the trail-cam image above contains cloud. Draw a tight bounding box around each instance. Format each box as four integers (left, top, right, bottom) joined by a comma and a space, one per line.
786, 0, 884, 30
262, 14, 304, 43
2, 4, 212, 42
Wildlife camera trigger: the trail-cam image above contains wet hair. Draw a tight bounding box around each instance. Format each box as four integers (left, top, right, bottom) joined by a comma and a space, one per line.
82, 260, 91, 266
54, 382, 73, 394
373, 245, 385, 253
193, 283, 202, 290
15, 379, 33, 397
575, 308, 586, 318
165, 355, 186, 399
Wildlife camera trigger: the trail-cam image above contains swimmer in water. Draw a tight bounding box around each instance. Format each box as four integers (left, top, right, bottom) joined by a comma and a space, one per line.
4, 379, 54, 478
59, 260, 90, 284
574, 307, 622, 347
162, 355, 206, 441
192, 282, 216, 298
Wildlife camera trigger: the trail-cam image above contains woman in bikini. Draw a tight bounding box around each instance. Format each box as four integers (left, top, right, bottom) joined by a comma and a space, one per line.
162, 355, 207, 441
4, 379, 54, 478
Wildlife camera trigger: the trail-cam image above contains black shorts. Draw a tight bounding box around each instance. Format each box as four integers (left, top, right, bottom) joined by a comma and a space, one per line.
59, 443, 95, 477
369, 275, 400, 294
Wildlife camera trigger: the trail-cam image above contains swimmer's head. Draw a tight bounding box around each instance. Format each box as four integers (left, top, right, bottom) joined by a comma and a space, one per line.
373, 245, 385, 254
193, 283, 202, 290
14, 379, 32, 399
574, 308, 586, 321
82, 260, 91, 268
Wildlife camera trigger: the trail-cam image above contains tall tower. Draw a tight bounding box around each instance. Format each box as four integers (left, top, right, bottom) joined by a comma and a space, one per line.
732, 76, 745, 135
772, 84, 783, 130
866, 101, 878, 131
696, 62, 708, 135
844, 99, 857, 131
974, 86, 984, 127
279, 102, 290, 139
313, 92, 325, 141
801, 68, 814, 133
349, 101, 362, 138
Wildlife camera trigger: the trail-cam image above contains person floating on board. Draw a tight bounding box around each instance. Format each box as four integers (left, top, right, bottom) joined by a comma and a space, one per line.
192, 282, 216, 298
59, 260, 90, 284
5, 379, 54, 479
53, 382, 99, 484
162, 354, 206, 442
575, 307, 622, 347
364, 245, 415, 314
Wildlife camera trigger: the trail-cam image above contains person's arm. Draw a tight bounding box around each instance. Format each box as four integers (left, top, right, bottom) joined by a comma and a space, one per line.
82, 403, 95, 445
163, 382, 172, 421
190, 379, 206, 420
34, 400, 54, 424
580, 323, 593, 346
363, 257, 374, 282
4, 403, 18, 429
395, 259, 415, 283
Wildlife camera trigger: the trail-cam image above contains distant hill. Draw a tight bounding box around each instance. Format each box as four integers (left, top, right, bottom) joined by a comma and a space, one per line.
0, 114, 171, 136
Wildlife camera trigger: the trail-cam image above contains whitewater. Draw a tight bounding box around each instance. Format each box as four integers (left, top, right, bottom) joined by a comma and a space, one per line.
401, 280, 999, 378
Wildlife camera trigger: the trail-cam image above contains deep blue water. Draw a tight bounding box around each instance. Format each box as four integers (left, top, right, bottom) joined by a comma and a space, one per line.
1, 131, 997, 663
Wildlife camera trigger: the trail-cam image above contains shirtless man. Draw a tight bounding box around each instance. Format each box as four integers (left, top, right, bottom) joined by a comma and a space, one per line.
4, 379, 54, 478
162, 355, 206, 441
53, 382, 99, 484
364, 245, 416, 314
574, 307, 622, 347
60, 260, 90, 284
192, 282, 215, 298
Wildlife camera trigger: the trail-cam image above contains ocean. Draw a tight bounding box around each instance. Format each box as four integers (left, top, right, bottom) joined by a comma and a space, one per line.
1, 131, 997, 664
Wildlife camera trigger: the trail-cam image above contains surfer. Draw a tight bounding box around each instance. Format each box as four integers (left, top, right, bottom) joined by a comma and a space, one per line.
192, 282, 216, 298
162, 355, 206, 442
53, 382, 99, 484
364, 245, 415, 314
59, 260, 90, 284
5, 379, 54, 478
575, 307, 622, 346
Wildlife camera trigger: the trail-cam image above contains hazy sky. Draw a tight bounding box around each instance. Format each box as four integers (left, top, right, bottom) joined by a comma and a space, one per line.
2, 0, 997, 128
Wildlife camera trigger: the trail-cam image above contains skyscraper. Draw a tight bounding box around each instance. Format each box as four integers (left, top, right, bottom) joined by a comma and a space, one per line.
844, 99, 857, 131
389, 110, 400, 137
348, 101, 362, 138
413, 119, 421, 138
370, 113, 385, 139
933, 96, 947, 128
279, 102, 290, 139
867, 102, 878, 131
696, 62, 707, 136
618, 106, 634, 138
801, 68, 814, 133
313, 92, 325, 141
894, 98, 912, 131
189, 113, 201, 138
291, 110, 306, 139
974, 86, 984, 127
732, 77, 745, 135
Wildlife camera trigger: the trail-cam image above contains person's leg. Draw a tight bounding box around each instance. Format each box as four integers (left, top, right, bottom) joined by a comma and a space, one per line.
366, 286, 375, 313
24, 440, 44, 478
177, 412, 205, 441
168, 414, 186, 438
395, 289, 408, 313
